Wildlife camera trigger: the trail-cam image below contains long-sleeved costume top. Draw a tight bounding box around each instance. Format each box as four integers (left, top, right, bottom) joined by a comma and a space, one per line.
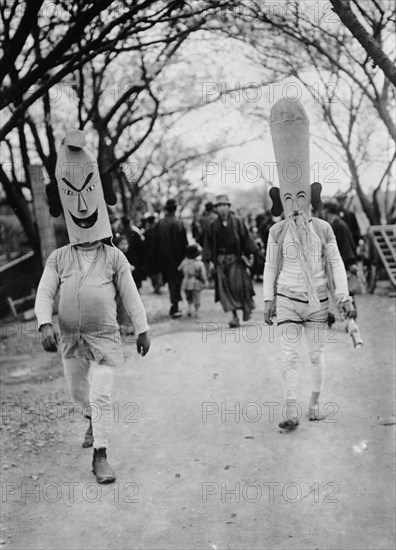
263, 217, 349, 304
35, 242, 149, 366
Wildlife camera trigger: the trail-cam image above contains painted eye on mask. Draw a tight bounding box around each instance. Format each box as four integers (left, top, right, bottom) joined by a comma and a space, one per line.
297, 193, 306, 207
62, 188, 77, 196
84, 184, 96, 193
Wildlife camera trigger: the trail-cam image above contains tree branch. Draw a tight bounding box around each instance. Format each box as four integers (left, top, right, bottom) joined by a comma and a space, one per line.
329, 0, 396, 85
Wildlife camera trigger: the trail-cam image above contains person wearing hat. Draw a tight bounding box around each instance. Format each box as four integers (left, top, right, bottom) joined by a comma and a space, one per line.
209, 194, 257, 328
178, 244, 207, 317
154, 198, 188, 317
35, 130, 150, 483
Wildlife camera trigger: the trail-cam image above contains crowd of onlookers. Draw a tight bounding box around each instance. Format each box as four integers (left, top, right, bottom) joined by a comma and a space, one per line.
111, 192, 363, 322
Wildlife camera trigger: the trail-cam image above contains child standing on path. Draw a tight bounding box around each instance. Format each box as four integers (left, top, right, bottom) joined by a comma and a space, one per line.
178, 244, 207, 317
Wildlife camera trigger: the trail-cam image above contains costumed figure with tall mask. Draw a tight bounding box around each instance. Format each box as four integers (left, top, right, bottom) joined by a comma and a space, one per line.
35, 130, 150, 482
263, 99, 356, 430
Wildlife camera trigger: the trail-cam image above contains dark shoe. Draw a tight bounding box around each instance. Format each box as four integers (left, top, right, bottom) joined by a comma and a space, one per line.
170, 304, 182, 318
92, 448, 116, 483
308, 404, 326, 421
229, 318, 240, 328
242, 309, 251, 322
279, 419, 299, 430
171, 311, 182, 318
82, 418, 93, 448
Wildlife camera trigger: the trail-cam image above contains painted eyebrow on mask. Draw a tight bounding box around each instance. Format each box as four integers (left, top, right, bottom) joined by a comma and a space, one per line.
62, 172, 93, 193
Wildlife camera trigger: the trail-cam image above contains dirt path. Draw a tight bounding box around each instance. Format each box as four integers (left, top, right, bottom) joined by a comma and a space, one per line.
1, 284, 395, 549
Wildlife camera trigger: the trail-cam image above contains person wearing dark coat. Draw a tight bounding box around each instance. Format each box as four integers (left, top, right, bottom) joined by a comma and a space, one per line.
196, 201, 218, 285
322, 199, 359, 315
142, 213, 163, 294
322, 200, 357, 271
209, 194, 257, 328
335, 193, 361, 250
154, 198, 188, 318
120, 216, 146, 289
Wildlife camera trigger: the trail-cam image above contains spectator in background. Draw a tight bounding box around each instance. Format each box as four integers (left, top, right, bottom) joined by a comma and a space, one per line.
195, 201, 218, 286
120, 216, 146, 290
209, 194, 257, 328
191, 211, 202, 244
335, 192, 361, 250
322, 198, 360, 314
155, 198, 188, 318
178, 244, 207, 318
142, 212, 162, 294
322, 199, 358, 272
251, 236, 265, 282
257, 209, 276, 253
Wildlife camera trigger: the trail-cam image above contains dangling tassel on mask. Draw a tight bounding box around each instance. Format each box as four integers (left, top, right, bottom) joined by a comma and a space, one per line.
286, 212, 320, 309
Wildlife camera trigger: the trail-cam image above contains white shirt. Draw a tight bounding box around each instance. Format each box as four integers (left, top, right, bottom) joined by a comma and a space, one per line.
263, 220, 349, 302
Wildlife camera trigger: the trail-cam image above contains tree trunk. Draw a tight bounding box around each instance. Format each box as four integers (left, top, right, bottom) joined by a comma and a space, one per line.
329, 0, 396, 86
341, 146, 379, 224
29, 164, 56, 266
0, 165, 40, 253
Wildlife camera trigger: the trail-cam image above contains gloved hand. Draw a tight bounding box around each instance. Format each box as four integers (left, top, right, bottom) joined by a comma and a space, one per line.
40, 323, 59, 352
137, 331, 151, 356
339, 298, 356, 320
264, 300, 276, 325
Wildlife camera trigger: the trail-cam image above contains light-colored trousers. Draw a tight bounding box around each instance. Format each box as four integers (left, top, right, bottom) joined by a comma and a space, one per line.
62, 357, 114, 449
278, 322, 327, 401
276, 293, 329, 402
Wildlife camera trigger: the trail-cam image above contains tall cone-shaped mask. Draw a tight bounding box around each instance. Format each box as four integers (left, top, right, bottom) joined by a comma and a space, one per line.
55, 130, 112, 244
270, 99, 311, 216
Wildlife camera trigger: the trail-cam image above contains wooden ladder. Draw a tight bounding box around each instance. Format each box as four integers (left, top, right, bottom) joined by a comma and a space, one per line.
369, 225, 396, 288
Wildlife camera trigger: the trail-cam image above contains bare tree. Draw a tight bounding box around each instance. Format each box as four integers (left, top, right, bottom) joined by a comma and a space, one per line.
216, 0, 395, 223
328, 0, 396, 86
0, 0, 237, 249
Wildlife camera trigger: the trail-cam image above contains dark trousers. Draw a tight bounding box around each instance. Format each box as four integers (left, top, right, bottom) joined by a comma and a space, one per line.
168, 273, 183, 310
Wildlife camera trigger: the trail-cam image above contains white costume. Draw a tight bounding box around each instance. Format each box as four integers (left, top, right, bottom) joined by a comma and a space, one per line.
35, 130, 149, 479
263, 100, 351, 424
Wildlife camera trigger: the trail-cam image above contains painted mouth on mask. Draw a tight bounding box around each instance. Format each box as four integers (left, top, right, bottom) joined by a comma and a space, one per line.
70, 209, 98, 228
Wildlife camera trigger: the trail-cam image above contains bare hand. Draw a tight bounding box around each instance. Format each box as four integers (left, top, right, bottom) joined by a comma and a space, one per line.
40, 323, 59, 352
340, 299, 356, 320
137, 331, 150, 356
264, 300, 276, 325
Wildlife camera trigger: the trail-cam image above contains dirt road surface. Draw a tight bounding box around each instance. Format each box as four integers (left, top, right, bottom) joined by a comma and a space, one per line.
1, 283, 395, 549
